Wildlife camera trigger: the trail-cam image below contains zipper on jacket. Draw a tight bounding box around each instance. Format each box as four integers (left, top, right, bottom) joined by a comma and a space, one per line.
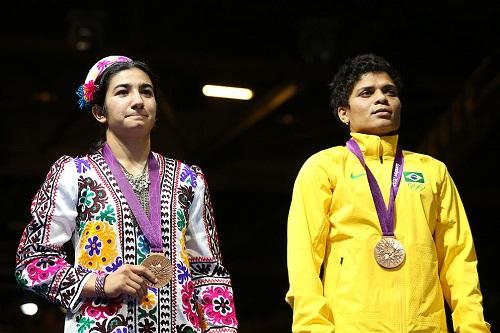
377, 137, 383, 164
340, 257, 343, 265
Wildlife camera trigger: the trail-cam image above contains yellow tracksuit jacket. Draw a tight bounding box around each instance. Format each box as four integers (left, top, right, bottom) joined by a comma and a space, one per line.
286, 133, 490, 332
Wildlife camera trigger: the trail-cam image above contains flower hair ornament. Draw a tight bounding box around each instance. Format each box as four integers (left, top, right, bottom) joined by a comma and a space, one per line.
76, 55, 133, 110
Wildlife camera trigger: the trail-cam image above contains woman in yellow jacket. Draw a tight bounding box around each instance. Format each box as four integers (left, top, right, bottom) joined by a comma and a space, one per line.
285, 53, 490, 332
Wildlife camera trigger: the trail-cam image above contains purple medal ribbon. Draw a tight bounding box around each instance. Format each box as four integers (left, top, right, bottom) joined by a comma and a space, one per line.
102, 143, 162, 252
346, 138, 404, 236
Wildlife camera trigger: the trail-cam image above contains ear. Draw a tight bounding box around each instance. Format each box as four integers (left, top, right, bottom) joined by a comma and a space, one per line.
92, 105, 107, 124
337, 106, 350, 125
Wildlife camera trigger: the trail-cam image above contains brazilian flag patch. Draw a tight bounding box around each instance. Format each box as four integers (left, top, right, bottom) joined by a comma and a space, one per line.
403, 172, 425, 183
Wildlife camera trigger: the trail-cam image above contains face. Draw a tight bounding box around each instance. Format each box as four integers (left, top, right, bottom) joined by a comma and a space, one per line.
93, 67, 157, 139
337, 71, 401, 136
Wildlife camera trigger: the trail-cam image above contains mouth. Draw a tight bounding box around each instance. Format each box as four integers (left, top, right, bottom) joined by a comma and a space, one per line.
372, 108, 393, 119
372, 108, 392, 115
126, 114, 147, 118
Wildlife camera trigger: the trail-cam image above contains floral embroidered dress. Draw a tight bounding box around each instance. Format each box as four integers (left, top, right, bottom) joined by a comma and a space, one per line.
15, 150, 238, 333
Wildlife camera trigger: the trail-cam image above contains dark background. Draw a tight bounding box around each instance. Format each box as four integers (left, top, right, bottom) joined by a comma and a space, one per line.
1, 1, 498, 332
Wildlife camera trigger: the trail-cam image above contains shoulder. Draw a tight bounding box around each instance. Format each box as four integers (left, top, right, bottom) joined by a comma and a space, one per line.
46, 155, 78, 176
46, 152, 108, 180
294, 146, 346, 184
40, 155, 84, 191
152, 152, 190, 168
154, 152, 204, 175
301, 145, 347, 172
153, 152, 208, 188
402, 149, 449, 180
403, 149, 447, 168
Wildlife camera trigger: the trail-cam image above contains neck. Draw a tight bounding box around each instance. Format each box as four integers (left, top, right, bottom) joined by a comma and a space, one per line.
105, 131, 151, 175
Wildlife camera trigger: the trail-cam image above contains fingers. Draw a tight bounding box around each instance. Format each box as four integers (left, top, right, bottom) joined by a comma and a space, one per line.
125, 264, 158, 286
135, 265, 158, 285
105, 264, 158, 301
122, 280, 149, 301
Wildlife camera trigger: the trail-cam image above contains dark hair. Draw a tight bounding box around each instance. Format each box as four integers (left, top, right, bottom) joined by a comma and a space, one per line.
329, 53, 402, 125
89, 60, 160, 152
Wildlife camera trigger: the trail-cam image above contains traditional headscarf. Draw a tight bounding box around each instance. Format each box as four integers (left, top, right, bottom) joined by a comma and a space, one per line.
76, 55, 133, 110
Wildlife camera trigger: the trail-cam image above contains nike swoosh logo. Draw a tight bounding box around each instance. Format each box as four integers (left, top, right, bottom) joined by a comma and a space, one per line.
350, 172, 366, 179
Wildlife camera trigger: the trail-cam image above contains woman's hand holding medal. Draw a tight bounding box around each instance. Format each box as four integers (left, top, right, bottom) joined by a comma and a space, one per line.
104, 264, 158, 301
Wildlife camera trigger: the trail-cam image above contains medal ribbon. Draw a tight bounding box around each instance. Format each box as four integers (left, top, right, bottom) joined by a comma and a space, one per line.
103, 143, 162, 252
346, 138, 404, 236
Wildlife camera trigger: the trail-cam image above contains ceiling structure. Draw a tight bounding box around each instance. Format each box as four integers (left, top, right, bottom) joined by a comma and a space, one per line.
1, 1, 498, 332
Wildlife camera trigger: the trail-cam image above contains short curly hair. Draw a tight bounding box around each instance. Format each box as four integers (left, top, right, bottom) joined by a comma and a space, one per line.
329, 53, 403, 125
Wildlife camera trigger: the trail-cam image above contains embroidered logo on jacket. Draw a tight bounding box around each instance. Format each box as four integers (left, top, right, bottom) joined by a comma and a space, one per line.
403, 172, 425, 183
350, 172, 366, 179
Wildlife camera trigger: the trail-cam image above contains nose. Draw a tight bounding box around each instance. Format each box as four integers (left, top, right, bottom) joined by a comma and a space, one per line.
374, 89, 388, 104
131, 89, 144, 108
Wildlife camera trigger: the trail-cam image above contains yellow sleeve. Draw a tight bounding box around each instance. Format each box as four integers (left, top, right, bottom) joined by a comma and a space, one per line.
286, 154, 335, 333
434, 165, 491, 333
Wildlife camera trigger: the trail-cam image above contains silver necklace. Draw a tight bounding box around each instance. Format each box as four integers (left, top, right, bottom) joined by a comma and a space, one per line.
121, 162, 150, 218
121, 162, 150, 193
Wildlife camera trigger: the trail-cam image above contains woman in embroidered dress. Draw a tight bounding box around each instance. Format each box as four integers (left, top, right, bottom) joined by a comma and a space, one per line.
285, 53, 490, 332
15, 55, 238, 333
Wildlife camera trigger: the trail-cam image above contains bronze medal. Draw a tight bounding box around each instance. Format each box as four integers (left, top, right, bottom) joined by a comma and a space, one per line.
374, 237, 405, 269
141, 253, 173, 288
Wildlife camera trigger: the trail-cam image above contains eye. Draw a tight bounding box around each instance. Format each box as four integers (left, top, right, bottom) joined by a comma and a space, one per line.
359, 89, 372, 97
383, 86, 398, 97
141, 88, 154, 97
385, 88, 398, 97
115, 89, 128, 96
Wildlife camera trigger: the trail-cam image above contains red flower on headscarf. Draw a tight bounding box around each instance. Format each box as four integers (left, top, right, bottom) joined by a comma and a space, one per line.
82, 80, 97, 103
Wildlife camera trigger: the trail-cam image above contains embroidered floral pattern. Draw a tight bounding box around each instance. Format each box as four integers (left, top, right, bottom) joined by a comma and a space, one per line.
111, 327, 128, 333
138, 318, 156, 333
96, 204, 117, 224
178, 185, 195, 212
177, 209, 187, 231
81, 299, 122, 320
181, 281, 200, 329
177, 262, 190, 284
180, 165, 197, 187
175, 324, 197, 333
105, 256, 123, 273
140, 289, 157, 310
137, 234, 150, 254
96, 59, 112, 71
201, 286, 237, 326
78, 176, 108, 221
26, 257, 66, 283
74, 158, 91, 174
78, 220, 118, 270
137, 233, 150, 263
76, 315, 95, 332
85, 236, 102, 256
179, 228, 190, 265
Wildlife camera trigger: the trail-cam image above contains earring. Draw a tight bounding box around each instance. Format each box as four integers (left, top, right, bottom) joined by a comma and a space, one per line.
344, 120, 349, 126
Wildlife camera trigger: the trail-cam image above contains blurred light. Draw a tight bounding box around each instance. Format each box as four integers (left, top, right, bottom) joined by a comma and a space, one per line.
32, 91, 56, 103
66, 10, 104, 52
20, 302, 38, 316
75, 27, 93, 51
202, 85, 253, 100
281, 113, 295, 125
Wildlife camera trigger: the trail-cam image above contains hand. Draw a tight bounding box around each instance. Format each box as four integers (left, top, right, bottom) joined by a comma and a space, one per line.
104, 264, 158, 301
